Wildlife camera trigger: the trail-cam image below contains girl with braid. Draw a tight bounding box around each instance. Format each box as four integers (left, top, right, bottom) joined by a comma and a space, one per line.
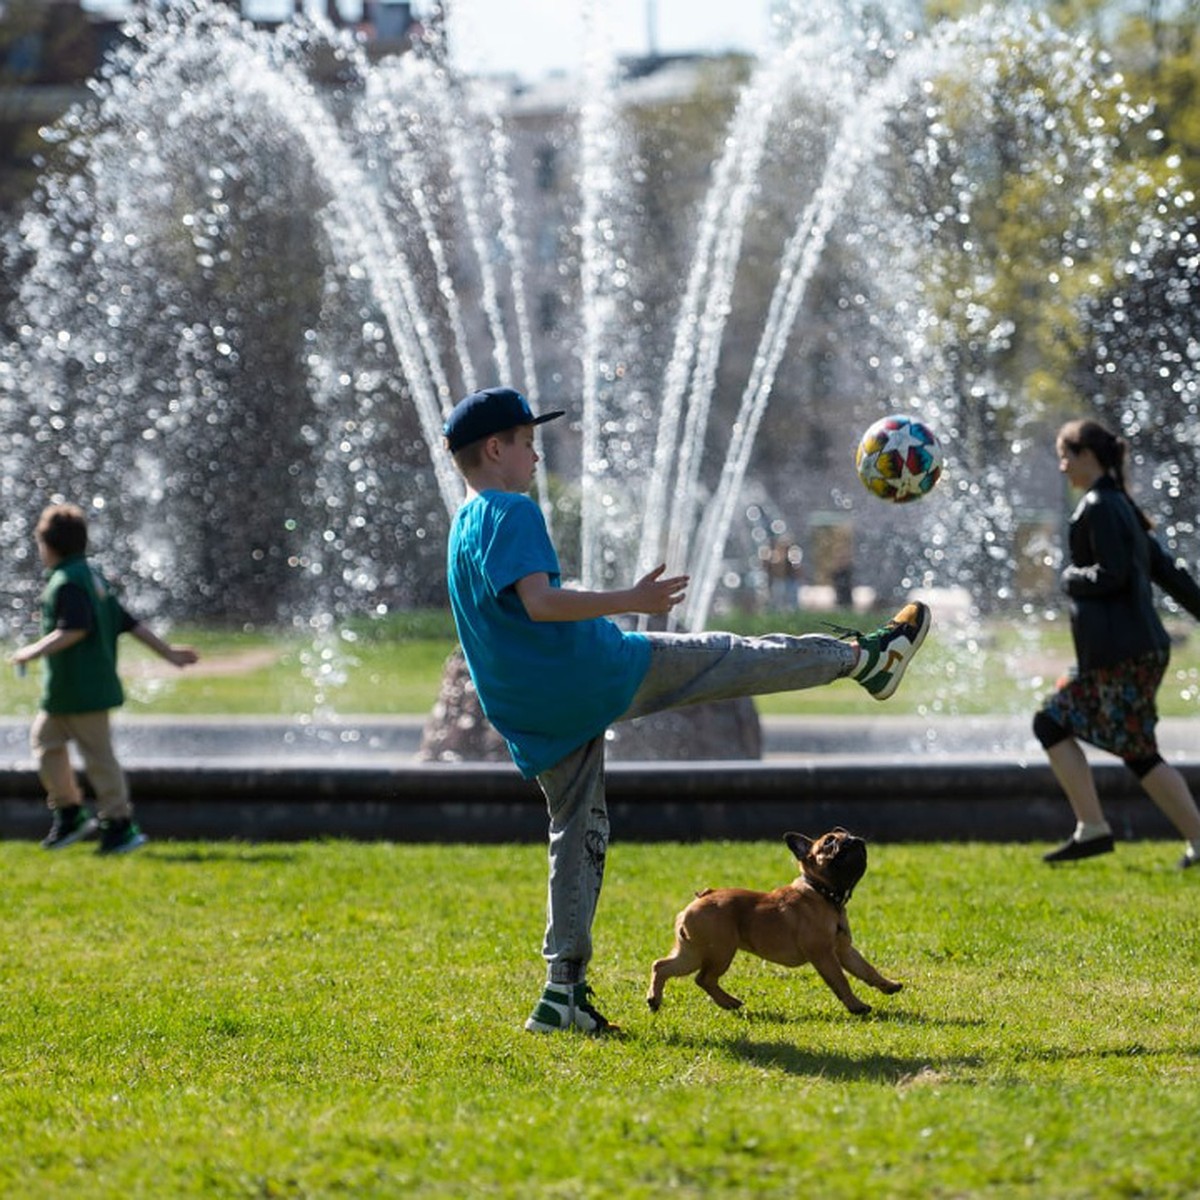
1036, 418, 1200, 869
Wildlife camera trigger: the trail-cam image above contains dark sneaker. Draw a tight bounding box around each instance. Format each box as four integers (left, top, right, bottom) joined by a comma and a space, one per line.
1043, 833, 1114, 864
41, 805, 98, 850
524, 982, 619, 1035
571, 984, 619, 1034
843, 601, 931, 701
95, 818, 148, 856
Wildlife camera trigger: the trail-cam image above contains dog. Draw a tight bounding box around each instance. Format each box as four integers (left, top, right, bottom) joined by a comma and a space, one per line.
646, 828, 902, 1016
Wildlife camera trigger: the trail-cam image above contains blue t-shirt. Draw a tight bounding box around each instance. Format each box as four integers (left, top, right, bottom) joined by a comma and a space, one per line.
447, 490, 651, 777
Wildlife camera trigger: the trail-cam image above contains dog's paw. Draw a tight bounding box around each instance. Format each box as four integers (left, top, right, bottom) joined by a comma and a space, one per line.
849, 1001, 873, 1016
646, 995, 661, 1012
881, 980, 903, 994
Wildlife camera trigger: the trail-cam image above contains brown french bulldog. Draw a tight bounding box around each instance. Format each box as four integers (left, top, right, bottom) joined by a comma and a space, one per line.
646, 828, 902, 1016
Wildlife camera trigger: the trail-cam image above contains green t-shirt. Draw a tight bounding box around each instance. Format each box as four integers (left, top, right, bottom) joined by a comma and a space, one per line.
40, 555, 128, 714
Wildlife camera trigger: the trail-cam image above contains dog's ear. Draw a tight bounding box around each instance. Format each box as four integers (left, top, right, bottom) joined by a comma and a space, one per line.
784, 832, 813, 862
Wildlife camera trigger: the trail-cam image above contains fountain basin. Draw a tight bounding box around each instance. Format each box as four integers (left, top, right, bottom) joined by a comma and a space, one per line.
1, 716, 1195, 844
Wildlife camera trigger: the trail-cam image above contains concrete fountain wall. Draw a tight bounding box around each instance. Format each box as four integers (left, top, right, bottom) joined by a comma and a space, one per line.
2, 716, 1196, 844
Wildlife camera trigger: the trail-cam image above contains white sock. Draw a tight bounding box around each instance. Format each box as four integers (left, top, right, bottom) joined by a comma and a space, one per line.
1074, 820, 1111, 842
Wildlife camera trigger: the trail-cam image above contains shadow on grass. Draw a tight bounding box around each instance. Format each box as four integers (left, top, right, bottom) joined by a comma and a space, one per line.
733, 1040, 982, 1082
657, 1028, 981, 1082
643, 1001, 986, 1081
146, 847, 299, 865
736, 1006, 985, 1029
1017, 1042, 1200, 1064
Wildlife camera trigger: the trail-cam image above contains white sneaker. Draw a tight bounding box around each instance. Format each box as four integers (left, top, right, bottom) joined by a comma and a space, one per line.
850, 601, 931, 701
524, 982, 619, 1034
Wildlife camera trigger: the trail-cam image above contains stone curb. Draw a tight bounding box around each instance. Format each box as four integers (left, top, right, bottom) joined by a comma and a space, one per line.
2, 755, 1195, 845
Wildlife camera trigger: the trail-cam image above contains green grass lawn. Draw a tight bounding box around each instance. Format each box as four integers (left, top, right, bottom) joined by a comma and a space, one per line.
4, 607, 1199, 720
1, 839, 1197, 1198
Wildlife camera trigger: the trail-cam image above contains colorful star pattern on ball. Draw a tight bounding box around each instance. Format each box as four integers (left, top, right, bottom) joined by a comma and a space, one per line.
855, 415, 943, 503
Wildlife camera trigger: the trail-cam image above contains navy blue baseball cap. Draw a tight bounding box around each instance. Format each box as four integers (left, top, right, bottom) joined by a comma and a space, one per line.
443, 387, 565, 452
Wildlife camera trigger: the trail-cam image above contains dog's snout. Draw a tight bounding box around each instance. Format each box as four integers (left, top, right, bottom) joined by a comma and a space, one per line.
832, 835, 868, 875
824, 830, 864, 853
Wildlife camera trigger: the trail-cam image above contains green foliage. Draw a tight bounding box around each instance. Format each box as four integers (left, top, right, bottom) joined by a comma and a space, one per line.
1, 840, 1197, 1198
1111, 6, 1200, 193
909, 19, 1142, 424
917, 0, 1200, 423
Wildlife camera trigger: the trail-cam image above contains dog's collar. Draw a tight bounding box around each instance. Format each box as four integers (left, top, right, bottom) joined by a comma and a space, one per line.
803, 874, 853, 909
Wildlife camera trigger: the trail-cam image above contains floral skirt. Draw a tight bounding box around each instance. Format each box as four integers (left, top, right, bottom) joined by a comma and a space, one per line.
1038, 650, 1168, 762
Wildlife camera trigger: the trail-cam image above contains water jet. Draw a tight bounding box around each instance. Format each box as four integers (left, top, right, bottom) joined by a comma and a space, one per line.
1, 0, 1196, 763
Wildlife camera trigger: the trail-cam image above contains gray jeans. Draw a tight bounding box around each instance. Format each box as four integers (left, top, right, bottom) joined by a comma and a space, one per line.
534, 631, 856, 984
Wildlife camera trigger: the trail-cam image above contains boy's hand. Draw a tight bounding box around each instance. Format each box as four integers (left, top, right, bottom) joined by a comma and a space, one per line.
631, 564, 688, 614
515, 566, 687, 622
165, 646, 200, 668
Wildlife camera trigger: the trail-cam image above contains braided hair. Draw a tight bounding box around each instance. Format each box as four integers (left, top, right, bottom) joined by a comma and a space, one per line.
1057, 418, 1153, 532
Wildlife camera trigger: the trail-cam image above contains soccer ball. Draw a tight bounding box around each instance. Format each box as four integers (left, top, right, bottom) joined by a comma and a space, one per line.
855, 415, 943, 503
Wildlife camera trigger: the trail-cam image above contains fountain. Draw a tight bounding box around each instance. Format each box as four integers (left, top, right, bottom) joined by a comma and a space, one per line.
1, 0, 1197, 766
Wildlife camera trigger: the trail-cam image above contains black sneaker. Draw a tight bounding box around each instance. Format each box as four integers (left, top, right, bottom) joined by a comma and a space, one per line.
571, 984, 619, 1034
41, 805, 98, 850
95, 818, 148, 856
1043, 833, 1114, 864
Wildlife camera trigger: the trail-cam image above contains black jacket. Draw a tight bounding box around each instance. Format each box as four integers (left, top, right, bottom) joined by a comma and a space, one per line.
1063, 476, 1200, 671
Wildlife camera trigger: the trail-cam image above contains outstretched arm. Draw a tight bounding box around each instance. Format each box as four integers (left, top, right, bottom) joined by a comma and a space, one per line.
130, 623, 199, 668
9, 627, 87, 666
1148, 536, 1200, 621
515, 564, 688, 623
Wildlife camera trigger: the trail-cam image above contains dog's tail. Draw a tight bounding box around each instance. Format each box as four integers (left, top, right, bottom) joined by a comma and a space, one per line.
677, 889, 714, 941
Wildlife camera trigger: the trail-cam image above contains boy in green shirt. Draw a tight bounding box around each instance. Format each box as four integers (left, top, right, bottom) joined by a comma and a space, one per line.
10, 503, 199, 854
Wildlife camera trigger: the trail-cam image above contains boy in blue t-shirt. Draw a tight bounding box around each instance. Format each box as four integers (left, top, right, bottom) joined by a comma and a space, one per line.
444, 387, 931, 1034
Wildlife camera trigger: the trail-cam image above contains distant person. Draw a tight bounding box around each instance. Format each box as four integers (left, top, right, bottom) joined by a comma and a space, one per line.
443, 386, 931, 1034
1036, 419, 1200, 869
766, 535, 802, 610
9, 503, 199, 854
831, 546, 854, 609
